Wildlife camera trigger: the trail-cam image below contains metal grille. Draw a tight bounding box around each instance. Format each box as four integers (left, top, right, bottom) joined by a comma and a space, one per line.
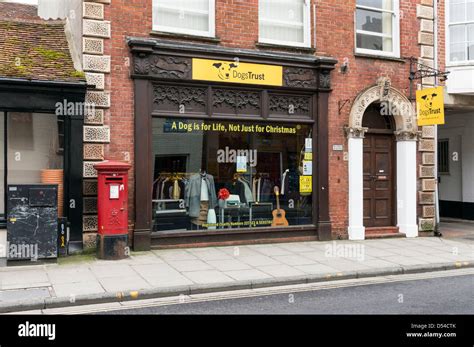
438, 139, 449, 174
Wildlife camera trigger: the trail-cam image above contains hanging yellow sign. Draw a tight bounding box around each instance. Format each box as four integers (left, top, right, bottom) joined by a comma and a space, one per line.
416, 86, 445, 126
192, 58, 283, 86
300, 176, 312, 194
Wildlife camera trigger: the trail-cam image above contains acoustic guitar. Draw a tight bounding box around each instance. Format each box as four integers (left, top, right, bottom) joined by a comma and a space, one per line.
272, 186, 289, 227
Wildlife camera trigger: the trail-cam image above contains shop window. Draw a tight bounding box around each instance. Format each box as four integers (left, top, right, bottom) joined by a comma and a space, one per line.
152, 0, 215, 37
258, 0, 311, 48
438, 139, 450, 175
152, 118, 313, 233
57, 116, 65, 155
0, 113, 64, 221
448, 0, 474, 63
7, 113, 63, 184
355, 0, 400, 57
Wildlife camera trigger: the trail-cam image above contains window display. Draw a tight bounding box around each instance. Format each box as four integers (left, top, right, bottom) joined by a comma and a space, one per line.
0, 112, 64, 222
152, 118, 313, 233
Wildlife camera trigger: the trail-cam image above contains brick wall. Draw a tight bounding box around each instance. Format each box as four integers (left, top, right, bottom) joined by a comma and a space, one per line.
105, 0, 426, 242
315, 0, 422, 237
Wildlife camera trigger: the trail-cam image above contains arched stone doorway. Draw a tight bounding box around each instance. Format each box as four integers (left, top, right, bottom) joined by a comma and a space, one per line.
345, 79, 419, 240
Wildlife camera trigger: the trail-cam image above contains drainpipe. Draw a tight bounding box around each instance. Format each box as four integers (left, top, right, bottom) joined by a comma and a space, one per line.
433, 0, 441, 235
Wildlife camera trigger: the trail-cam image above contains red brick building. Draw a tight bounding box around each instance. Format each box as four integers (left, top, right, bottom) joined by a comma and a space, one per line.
79, 0, 440, 250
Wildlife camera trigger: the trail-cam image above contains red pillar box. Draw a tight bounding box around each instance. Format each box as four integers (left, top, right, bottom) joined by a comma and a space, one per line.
93, 160, 131, 260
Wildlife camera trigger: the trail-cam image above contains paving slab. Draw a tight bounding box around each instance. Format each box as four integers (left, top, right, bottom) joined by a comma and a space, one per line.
271, 254, 315, 266
98, 275, 151, 292
293, 263, 339, 275
89, 264, 136, 279
1, 270, 49, 287
224, 269, 273, 281
257, 264, 306, 277
132, 263, 183, 279
183, 270, 234, 284
219, 246, 261, 257
47, 267, 96, 284
277, 243, 316, 253
239, 255, 282, 267
153, 250, 198, 261
0, 287, 51, 302
252, 245, 294, 256
382, 256, 431, 266
52, 281, 104, 297
206, 259, 252, 271
187, 248, 232, 261
168, 260, 214, 272
143, 274, 194, 287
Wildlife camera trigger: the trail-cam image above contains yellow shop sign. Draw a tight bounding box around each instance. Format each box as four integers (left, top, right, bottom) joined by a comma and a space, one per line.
192, 58, 283, 86
416, 86, 445, 126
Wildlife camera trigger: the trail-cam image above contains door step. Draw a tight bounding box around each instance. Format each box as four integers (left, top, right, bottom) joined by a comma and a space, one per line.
365, 232, 405, 239
365, 226, 399, 234
365, 226, 403, 239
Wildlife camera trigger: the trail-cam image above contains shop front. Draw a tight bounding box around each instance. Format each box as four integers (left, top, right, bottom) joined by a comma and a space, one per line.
129, 39, 336, 250
0, 5, 87, 259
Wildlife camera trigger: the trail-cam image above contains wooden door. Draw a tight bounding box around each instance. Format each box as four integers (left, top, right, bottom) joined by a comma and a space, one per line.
363, 133, 394, 227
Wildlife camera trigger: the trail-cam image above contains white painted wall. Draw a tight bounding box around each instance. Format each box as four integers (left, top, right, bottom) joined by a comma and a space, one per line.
347, 137, 365, 240
446, 67, 474, 95
438, 111, 474, 203
396, 140, 418, 237
461, 116, 474, 203
38, 0, 83, 70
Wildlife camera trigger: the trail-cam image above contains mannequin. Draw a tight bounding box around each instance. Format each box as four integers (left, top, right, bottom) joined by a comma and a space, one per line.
185, 168, 217, 228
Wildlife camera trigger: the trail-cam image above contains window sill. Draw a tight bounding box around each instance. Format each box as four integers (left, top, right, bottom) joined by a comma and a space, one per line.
255, 41, 315, 54
354, 52, 405, 63
446, 62, 474, 68
150, 31, 221, 44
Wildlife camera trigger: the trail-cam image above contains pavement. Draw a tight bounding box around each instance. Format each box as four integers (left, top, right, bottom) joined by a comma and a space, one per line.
0, 236, 473, 313
439, 219, 474, 242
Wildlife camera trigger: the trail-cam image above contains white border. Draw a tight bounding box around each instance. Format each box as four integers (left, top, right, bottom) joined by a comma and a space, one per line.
354, 0, 400, 58
152, 0, 216, 38
445, 0, 474, 67
258, 0, 311, 48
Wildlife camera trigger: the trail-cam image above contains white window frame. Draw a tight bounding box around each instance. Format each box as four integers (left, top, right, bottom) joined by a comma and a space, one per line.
258, 0, 311, 48
446, 0, 474, 66
354, 0, 400, 58
152, 0, 215, 38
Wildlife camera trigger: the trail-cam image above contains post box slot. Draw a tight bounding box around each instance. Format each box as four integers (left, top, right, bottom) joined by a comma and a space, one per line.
106, 177, 122, 181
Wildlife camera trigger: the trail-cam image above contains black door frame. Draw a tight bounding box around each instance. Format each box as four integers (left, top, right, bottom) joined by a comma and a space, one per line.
0, 78, 86, 251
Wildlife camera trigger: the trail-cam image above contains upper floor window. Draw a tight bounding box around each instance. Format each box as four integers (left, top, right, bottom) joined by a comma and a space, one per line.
447, 0, 474, 63
152, 0, 215, 37
259, 0, 311, 48
355, 0, 400, 57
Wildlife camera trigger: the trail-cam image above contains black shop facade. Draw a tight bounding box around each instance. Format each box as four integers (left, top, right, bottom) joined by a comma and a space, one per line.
128, 39, 336, 250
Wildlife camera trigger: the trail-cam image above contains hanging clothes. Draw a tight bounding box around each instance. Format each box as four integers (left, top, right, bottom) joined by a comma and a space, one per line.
185, 173, 217, 218
237, 177, 254, 204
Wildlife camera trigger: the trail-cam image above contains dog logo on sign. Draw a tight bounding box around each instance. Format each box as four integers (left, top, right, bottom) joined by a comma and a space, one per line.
212, 62, 238, 80
420, 92, 438, 109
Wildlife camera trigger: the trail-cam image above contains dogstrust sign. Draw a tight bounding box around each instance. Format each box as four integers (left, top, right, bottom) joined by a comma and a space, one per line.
192, 58, 283, 86
416, 86, 445, 126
